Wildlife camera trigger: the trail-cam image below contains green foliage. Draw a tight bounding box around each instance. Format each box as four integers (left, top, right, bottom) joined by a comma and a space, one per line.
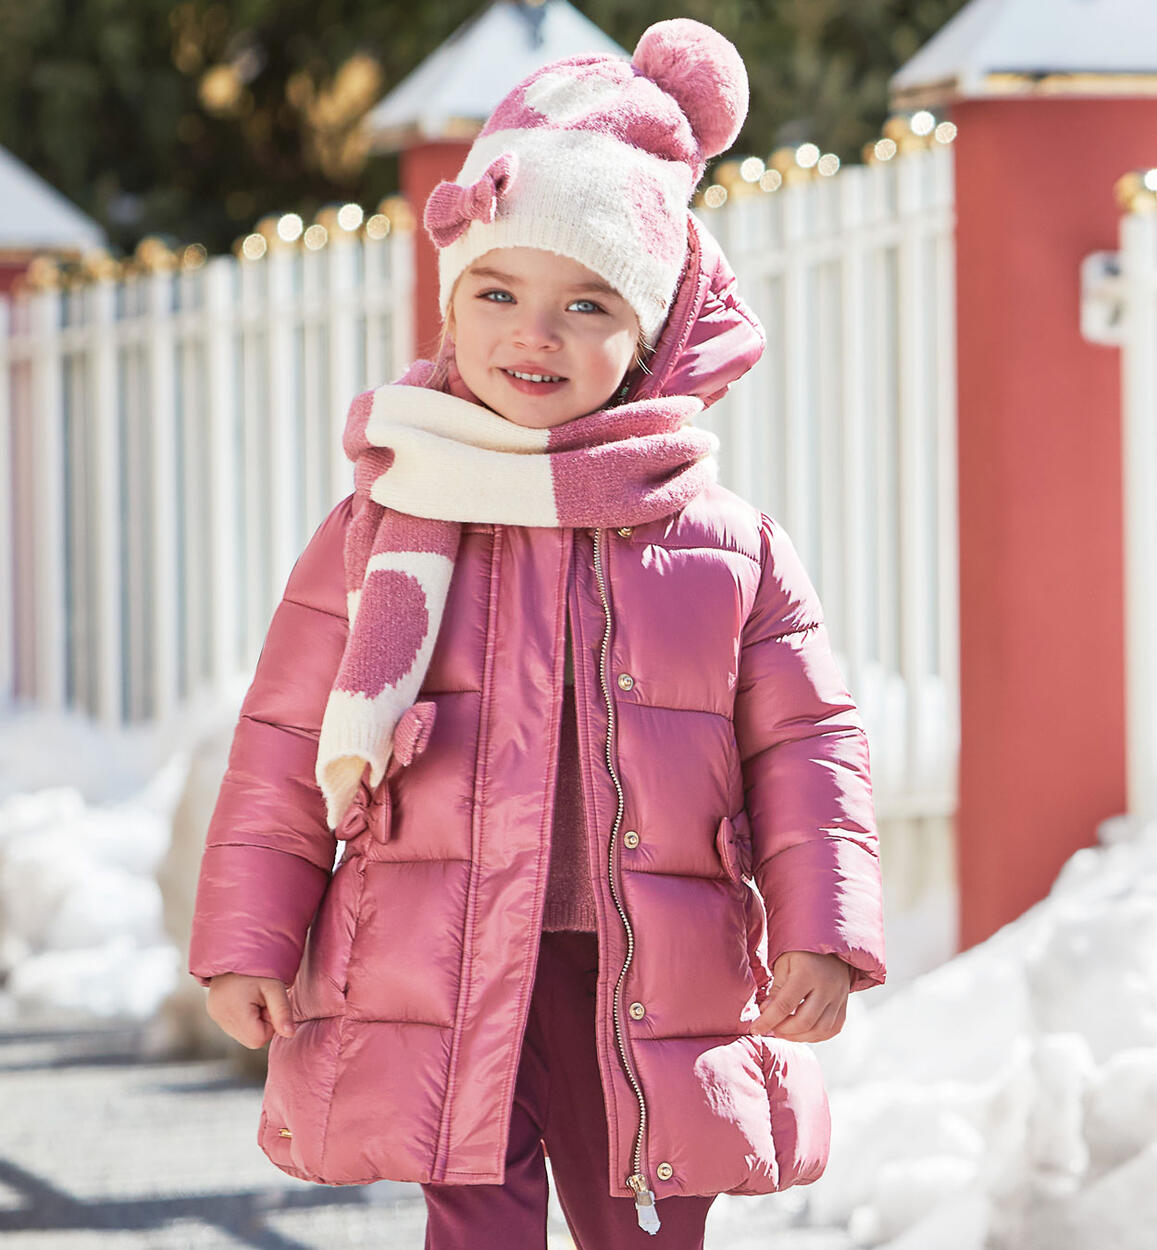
0, 0, 968, 256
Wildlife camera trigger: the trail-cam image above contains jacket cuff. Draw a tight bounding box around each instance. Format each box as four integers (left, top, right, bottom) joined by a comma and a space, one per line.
755, 836, 886, 994
188, 844, 330, 987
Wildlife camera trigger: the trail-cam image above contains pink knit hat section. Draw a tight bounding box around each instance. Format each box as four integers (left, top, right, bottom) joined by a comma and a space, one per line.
424, 19, 749, 348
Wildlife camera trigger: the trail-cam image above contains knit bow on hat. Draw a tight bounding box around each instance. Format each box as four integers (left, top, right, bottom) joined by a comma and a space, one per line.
423, 153, 518, 248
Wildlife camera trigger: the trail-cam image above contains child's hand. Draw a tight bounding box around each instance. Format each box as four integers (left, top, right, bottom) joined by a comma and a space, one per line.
749, 951, 853, 1043
206, 973, 296, 1048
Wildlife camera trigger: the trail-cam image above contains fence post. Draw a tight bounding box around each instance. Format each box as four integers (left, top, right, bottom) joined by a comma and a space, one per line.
203, 258, 242, 694
29, 287, 66, 710
896, 151, 939, 793
88, 277, 122, 725
837, 167, 873, 711
325, 222, 362, 516
1122, 211, 1157, 821
144, 267, 180, 721
390, 225, 416, 388
264, 245, 301, 600
0, 298, 11, 707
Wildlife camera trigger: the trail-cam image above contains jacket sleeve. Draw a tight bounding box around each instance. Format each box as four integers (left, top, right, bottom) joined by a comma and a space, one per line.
733, 513, 886, 993
188, 494, 354, 987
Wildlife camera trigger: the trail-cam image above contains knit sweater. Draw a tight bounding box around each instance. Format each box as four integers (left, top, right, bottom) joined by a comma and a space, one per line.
541, 574, 598, 933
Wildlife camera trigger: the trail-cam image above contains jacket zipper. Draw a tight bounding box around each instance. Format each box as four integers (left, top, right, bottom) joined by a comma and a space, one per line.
590, 527, 660, 1235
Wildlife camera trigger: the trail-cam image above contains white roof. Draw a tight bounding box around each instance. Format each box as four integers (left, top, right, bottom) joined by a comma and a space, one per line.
364, 0, 628, 151
892, 0, 1157, 106
0, 145, 105, 252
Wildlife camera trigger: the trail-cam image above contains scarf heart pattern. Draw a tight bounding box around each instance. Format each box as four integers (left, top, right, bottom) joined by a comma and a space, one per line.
315, 360, 719, 831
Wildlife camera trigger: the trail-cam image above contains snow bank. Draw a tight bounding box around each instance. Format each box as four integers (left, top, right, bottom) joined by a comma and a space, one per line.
0, 690, 243, 1019
708, 811, 1157, 1250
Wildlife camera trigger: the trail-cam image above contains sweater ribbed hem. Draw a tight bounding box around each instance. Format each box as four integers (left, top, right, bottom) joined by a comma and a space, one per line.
542, 901, 598, 933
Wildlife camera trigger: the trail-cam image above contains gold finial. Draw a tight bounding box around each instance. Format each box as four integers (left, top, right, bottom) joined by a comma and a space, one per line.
882, 113, 934, 155
23, 255, 63, 291
255, 214, 296, 252
711, 158, 761, 198
1115, 169, 1157, 214
180, 243, 208, 270
378, 195, 415, 231
134, 235, 178, 273
767, 146, 816, 186
80, 248, 120, 282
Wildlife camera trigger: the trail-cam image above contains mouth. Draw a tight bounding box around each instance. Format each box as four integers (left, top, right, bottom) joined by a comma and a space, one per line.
500, 368, 567, 395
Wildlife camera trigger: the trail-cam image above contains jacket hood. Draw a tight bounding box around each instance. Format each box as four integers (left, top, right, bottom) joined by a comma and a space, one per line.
637, 210, 765, 410
435, 210, 764, 414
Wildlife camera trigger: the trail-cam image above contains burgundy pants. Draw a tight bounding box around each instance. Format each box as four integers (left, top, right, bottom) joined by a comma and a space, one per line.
421, 930, 716, 1249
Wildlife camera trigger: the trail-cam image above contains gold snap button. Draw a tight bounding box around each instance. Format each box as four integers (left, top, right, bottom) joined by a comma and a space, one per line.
278, 1128, 293, 1138
617, 673, 634, 690
617, 526, 633, 537
623, 830, 640, 849
628, 1001, 646, 1020
656, 1162, 674, 1181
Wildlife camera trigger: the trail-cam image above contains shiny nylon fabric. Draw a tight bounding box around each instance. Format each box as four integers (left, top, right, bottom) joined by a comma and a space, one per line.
188, 212, 886, 1198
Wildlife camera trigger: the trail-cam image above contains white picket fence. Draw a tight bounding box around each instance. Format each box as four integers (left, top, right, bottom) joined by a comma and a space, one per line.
0, 227, 414, 726
698, 141, 958, 826
0, 146, 959, 853
1118, 209, 1157, 821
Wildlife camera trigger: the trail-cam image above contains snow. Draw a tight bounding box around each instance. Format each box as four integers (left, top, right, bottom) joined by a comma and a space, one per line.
1, 694, 1155, 1247
707, 808, 1157, 1249
0, 688, 244, 1021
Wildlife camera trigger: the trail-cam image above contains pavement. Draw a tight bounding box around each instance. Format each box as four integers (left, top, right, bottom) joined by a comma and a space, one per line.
0, 1010, 855, 1250
0, 1009, 580, 1249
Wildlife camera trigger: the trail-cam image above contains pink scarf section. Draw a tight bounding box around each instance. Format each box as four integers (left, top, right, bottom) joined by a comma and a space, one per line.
316, 360, 719, 831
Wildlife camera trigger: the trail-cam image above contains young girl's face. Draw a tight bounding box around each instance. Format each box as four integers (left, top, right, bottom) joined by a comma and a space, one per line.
448, 247, 641, 429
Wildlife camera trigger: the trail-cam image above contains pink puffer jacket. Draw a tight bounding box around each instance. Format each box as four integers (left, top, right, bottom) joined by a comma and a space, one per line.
189, 214, 886, 1206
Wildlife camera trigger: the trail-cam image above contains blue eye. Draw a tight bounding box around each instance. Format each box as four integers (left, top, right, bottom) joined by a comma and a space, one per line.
570, 299, 603, 314
479, 289, 513, 303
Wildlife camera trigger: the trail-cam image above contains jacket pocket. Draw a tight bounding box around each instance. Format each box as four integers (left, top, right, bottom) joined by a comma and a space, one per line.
716, 809, 754, 884
750, 1032, 832, 1189
335, 700, 438, 850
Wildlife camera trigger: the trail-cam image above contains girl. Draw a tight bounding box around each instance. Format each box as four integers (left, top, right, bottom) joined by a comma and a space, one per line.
191, 19, 885, 1249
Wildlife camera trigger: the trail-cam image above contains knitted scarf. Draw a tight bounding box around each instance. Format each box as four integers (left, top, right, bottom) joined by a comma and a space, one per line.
316, 360, 720, 831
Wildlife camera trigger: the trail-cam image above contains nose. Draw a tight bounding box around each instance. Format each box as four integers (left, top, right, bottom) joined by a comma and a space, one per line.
512, 306, 562, 351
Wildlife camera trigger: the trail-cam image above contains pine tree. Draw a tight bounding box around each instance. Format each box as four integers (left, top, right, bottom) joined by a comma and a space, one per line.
0, 0, 969, 256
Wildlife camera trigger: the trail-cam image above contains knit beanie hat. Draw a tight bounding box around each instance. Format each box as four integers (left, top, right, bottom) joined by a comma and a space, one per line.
422, 18, 749, 348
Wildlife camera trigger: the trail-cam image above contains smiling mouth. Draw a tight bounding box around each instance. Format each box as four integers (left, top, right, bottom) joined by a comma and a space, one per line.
502, 368, 566, 384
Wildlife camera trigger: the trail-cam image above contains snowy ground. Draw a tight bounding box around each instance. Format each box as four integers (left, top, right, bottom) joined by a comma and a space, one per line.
2, 696, 1156, 1248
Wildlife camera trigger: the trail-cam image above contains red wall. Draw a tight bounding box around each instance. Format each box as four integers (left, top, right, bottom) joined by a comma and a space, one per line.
400, 140, 473, 363
0, 260, 30, 296
951, 97, 1156, 947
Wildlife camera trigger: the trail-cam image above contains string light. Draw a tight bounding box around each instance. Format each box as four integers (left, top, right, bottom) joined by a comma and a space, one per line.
180, 243, 208, 269
702, 184, 727, 208
303, 223, 328, 250
337, 203, 364, 231
910, 110, 935, 136
277, 213, 304, 243
1114, 169, 1157, 213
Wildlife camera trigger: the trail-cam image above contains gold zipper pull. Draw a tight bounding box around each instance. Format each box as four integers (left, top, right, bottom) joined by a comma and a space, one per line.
628, 1173, 661, 1234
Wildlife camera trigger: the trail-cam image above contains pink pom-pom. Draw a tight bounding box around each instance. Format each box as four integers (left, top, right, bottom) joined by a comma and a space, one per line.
632, 19, 748, 159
